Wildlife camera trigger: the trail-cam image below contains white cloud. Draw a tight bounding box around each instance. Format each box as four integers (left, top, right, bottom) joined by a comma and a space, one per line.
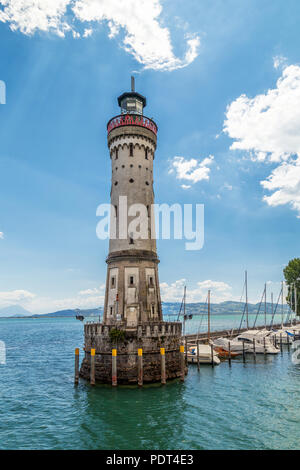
0, 284, 105, 313
0, 232, 4, 239
181, 184, 191, 190
273, 55, 287, 70
0, 289, 36, 306
0, 0, 71, 37
83, 27, 93, 37
78, 285, 105, 296
169, 155, 214, 185
160, 278, 233, 303
0, 0, 200, 71
223, 63, 300, 216
223, 182, 233, 191
261, 157, 300, 217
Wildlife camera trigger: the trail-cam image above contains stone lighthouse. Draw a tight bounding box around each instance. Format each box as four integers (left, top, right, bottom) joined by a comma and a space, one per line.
80, 78, 184, 384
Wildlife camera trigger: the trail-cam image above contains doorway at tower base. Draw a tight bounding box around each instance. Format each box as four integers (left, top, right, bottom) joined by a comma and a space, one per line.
79, 321, 186, 384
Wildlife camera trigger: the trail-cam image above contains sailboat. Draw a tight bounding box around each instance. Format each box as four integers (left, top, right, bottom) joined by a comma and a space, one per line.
187, 289, 221, 365
213, 272, 279, 355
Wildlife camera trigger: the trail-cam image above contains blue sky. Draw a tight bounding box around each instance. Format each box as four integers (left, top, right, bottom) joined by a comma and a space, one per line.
0, 0, 300, 313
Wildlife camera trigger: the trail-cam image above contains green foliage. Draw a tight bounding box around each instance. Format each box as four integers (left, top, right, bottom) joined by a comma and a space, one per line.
109, 328, 125, 343
283, 258, 300, 315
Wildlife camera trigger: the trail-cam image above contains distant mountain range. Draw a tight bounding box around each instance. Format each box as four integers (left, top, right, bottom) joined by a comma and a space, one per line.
0, 301, 292, 318
0, 305, 32, 317
162, 301, 291, 317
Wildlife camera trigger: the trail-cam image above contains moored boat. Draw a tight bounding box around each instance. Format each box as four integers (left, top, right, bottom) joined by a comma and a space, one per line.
187, 344, 220, 365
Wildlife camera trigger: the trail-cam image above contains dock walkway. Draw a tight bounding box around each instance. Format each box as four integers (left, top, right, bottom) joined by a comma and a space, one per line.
184, 321, 300, 344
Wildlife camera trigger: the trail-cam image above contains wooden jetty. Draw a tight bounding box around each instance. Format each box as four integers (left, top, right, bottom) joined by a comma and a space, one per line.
184, 321, 300, 345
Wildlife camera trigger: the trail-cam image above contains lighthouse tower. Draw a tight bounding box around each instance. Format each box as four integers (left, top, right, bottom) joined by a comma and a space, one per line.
80, 79, 184, 384
104, 77, 162, 327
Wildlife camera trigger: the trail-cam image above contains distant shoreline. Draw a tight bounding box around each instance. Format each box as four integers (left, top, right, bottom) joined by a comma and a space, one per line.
0, 312, 296, 320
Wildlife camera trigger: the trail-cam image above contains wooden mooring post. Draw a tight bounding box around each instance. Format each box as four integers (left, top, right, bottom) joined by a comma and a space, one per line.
196, 340, 200, 372
253, 339, 256, 361
74, 348, 79, 385
210, 344, 214, 368
90, 348, 95, 386
228, 341, 232, 366
263, 336, 266, 355
180, 345, 185, 382
112, 348, 117, 387
160, 348, 166, 385
242, 340, 246, 363
138, 348, 143, 387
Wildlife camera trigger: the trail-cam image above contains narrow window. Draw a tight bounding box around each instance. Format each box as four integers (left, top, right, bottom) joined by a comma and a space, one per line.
149, 276, 154, 287
110, 306, 113, 315
111, 276, 115, 288
151, 305, 155, 315
145, 148, 148, 159
115, 148, 118, 159
130, 276, 134, 286
129, 143, 133, 156
114, 205, 118, 217
129, 237, 134, 245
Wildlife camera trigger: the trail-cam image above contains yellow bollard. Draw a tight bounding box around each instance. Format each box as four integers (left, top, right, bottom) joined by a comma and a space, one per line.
138, 348, 143, 387
74, 348, 79, 385
180, 345, 185, 382
90, 348, 95, 385
112, 349, 117, 387
160, 347, 166, 385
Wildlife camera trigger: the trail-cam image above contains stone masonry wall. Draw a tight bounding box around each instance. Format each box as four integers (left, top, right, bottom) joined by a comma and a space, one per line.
79, 321, 184, 384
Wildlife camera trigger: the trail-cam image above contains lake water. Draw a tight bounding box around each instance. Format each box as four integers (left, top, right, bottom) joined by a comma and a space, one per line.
0, 316, 299, 450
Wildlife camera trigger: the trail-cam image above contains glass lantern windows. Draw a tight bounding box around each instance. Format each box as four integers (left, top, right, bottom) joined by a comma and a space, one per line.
121, 97, 143, 115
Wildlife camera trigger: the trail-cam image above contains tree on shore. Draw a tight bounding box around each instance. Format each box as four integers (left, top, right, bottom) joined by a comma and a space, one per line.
283, 258, 300, 316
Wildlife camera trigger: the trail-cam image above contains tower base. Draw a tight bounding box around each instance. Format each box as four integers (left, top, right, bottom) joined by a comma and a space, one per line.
79, 321, 185, 384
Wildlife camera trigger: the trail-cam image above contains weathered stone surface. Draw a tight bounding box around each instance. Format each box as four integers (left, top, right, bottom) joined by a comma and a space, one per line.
79, 321, 185, 384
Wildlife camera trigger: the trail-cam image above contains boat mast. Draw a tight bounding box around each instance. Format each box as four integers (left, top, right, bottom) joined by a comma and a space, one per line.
208, 289, 211, 342
271, 292, 273, 326
245, 270, 249, 329
183, 285, 186, 336
281, 281, 284, 329
293, 283, 297, 325
264, 282, 267, 329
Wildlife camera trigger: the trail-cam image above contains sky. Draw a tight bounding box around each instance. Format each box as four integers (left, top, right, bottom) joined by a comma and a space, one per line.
0, 0, 300, 313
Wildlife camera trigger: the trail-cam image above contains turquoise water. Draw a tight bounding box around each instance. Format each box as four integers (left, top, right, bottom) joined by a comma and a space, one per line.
0, 316, 299, 450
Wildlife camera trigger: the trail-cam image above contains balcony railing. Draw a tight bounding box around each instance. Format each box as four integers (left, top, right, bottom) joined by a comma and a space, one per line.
107, 114, 158, 136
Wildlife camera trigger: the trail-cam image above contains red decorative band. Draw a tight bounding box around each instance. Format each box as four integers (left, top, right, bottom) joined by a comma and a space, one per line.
107, 114, 158, 136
